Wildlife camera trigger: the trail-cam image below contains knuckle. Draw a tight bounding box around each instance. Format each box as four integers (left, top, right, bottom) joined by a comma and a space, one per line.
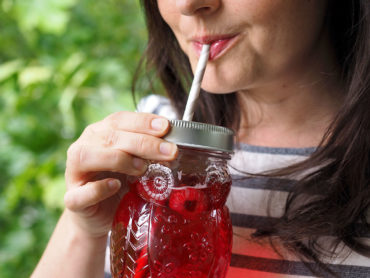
135, 134, 148, 154
104, 111, 118, 121
67, 144, 87, 165
103, 129, 119, 147
64, 192, 77, 211
84, 122, 99, 136
67, 143, 79, 162
77, 145, 88, 165
105, 111, 128, 127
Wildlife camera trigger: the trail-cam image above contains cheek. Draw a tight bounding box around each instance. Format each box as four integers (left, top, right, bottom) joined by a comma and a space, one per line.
157, 1, 178, 32
240, 0, 328, 48
246, 1, 328, 73
157, 1, 188, 51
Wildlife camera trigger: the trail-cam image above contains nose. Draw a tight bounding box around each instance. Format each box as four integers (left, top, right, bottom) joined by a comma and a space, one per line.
176, 0, 221, 16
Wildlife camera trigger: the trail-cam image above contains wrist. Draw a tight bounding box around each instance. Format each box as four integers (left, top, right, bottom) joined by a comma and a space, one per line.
63, 210, 108, 254
32, 211, 108, 278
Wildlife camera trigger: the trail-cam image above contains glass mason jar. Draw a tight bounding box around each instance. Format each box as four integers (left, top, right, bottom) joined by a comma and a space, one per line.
110, 120, 234, 278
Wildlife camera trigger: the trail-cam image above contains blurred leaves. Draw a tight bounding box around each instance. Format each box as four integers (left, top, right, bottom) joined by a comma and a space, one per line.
0, 60, 24, 82
0, 0, 147, 277
13, 0, 78, 35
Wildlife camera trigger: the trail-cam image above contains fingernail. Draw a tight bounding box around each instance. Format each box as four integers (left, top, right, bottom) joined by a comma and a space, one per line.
151, 118, 167, 131
159, 142, 176, 156
108, 179, 121, 189
133, 157, 146, 171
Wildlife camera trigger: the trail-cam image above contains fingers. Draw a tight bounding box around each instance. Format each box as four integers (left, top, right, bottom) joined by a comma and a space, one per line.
87, 112, 170, 138
65, 111, 178, 192
66, 145, 148, 182
74, 111, 177, 161
64, 178, 121, 212
66, 136, 177, 185
101, 130, 178, 160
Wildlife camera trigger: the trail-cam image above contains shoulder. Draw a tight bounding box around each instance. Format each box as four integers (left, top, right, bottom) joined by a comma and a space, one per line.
136, 94, 178, 119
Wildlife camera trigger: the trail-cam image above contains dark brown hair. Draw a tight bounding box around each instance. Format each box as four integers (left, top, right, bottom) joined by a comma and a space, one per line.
135, 0, 370, 276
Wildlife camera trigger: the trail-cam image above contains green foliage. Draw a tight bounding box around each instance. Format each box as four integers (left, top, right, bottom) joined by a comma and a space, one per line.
0, 1, 147, 276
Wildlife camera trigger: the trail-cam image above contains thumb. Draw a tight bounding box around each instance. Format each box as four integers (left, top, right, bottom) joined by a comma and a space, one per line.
64, 178, 121, 212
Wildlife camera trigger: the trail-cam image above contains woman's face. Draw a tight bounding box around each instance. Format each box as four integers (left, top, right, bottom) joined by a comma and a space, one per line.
157, 0, 330, 94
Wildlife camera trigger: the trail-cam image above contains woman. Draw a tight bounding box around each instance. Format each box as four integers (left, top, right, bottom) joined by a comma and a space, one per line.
32, 0, 370, 277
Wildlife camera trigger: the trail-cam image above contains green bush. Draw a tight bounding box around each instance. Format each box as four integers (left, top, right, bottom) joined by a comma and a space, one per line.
0, 1, 147, 276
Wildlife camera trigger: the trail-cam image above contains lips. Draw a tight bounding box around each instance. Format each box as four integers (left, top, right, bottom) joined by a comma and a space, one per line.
192, 34, 238, 60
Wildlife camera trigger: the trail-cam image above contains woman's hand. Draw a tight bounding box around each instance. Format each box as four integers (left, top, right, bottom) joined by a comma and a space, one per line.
32, 111, 178, 278
63, 111, 178, 238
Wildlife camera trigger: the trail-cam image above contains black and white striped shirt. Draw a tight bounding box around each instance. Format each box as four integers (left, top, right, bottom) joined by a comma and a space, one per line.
105, 95, 370, 278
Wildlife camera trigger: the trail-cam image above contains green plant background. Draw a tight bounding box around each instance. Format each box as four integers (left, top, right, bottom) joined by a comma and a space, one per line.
0, 1, 148, 276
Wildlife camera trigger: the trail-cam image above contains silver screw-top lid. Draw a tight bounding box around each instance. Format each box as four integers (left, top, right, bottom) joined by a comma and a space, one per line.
163, 120, 234, 153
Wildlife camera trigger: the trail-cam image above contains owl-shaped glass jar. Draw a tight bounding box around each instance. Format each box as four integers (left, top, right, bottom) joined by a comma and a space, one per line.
110, 120, 234, 278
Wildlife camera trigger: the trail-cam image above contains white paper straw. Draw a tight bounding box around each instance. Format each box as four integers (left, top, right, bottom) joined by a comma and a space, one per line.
182, 44, 210, 121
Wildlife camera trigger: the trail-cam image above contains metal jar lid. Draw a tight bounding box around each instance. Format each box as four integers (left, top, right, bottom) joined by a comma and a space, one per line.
163, 120, 234, 153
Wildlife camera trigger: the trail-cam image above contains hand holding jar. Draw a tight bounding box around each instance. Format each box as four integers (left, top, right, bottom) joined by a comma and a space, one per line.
63, 112, 178, 239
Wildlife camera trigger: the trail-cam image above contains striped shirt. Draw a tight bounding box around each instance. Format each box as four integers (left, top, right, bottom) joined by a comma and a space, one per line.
105, 95, 370, 278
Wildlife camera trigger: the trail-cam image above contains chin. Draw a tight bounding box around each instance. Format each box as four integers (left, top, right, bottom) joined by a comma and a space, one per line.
201, 83, 238, 95
200, 70, 247, 94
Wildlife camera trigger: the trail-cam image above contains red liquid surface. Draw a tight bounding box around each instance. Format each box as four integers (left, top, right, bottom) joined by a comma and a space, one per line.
110, 174, 232, 278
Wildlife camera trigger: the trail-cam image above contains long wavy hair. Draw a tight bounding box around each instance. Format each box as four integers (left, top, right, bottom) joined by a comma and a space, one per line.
134, 0, 370, 276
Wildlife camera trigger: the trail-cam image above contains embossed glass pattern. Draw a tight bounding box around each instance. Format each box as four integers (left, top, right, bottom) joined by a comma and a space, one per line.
110, 146, 232, 278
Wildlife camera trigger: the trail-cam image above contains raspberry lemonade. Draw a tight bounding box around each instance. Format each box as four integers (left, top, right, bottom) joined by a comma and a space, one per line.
110, 120, 234, 278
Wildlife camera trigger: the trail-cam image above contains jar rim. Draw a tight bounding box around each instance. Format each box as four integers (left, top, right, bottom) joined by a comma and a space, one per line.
163, 120, 234, 153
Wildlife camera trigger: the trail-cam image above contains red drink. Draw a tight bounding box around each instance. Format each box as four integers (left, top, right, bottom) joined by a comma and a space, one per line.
110, 121, 234, 278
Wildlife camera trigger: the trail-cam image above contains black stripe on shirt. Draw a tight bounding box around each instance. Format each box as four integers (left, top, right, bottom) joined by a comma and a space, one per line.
231, 212, 278, 230
231, 175, 295, 192
231, 213, 370, 238
230, 254, 370, 277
